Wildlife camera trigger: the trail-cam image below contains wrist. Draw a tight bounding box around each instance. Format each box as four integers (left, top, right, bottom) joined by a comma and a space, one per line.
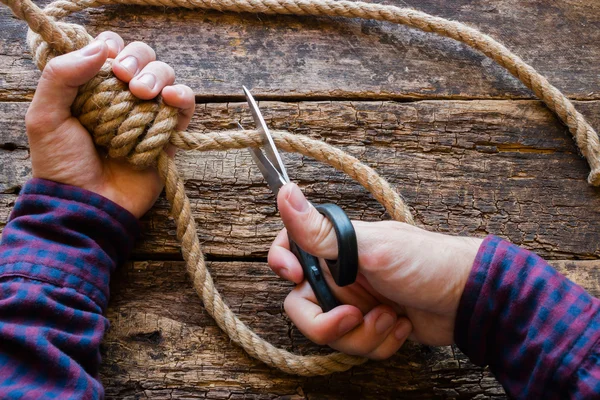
3, 178, 140, 310
450, 235, 484, 315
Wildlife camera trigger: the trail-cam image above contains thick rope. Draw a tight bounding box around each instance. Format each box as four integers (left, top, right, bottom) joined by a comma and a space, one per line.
1, 0, 598, 375
5, 0, 600, 185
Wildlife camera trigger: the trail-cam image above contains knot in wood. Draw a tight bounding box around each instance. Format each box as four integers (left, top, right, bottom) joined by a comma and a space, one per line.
70, 61, 179, 168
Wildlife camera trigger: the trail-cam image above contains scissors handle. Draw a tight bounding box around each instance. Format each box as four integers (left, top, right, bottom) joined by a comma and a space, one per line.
289, 240, 340, 312
314, 204, 358, 287
288, 204, 359, 313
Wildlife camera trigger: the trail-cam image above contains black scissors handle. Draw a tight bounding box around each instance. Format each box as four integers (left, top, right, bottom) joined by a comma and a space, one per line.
288, 204, 358, 312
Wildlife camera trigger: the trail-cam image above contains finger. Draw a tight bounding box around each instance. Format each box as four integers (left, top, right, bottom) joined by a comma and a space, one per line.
112, 41, 156, 82
162, 84, 195, 131
272, 228, 290, 251
268, 227, 381, 311
129, 61, 175, 100
27, 40, 109, 135
328, 304, 401, 356
277, 183, 339, 260
364, 318, 412, 360
268, 229, 304, 284
284, 281, 363, 345
95, 31, 124, 58
164, 144, 177, 158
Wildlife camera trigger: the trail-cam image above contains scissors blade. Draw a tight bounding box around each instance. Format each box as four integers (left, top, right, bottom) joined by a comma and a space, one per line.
237, 122, 288, 196
249, 148, 288, 196
242, 86, 290, 182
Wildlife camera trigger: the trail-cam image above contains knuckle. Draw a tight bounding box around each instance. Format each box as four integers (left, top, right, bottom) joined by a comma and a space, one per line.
180, 84, 193, 95
41, 58, 61, 82
360, 249, 391, 270
24, 107, 41, 134
97, 30, 121, 41
132, 41, 156, 59
179, 85, 195, 102
375, 220, 408, 233
283, 292, 297, 317
283, 291, 330, 346
308, 212, 335, 251
305, 328, 329, 346
155, 61, 175, 77
360, 253, 379, 270
25, 106, 60, 139
266, 248, 279, 270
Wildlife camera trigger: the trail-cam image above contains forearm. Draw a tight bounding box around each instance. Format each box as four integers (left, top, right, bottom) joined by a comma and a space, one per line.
455, 236, 600, 398
0, 179, 138, 398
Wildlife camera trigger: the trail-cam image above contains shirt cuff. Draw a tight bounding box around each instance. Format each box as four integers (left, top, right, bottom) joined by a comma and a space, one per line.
0, 178, 140, 310
455, 235, 600, 397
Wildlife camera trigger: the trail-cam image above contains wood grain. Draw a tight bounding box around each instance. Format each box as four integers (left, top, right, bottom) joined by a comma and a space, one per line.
1, 100, 599, 259
2, 2, 600, 397
1, 0, 600, 100
98, 258, 600, 399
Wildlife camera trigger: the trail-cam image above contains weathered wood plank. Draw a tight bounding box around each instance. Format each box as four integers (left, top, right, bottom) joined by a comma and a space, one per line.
100, 258, 600, 399
1, 100, 599, 259
2, 2, 598, 398
2, 0, 600, 100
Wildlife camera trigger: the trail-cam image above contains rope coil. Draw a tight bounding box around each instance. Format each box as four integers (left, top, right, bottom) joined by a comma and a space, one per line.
2, 0, 599, 375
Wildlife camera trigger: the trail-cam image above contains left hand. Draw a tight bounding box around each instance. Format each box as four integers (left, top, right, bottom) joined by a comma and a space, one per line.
25, 31, 195, 218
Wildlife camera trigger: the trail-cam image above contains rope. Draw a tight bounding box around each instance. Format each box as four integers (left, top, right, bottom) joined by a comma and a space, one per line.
1, 0, 598, 375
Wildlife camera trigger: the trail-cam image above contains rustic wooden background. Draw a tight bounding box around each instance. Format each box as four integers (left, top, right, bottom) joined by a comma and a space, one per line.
2, 0, 600, 398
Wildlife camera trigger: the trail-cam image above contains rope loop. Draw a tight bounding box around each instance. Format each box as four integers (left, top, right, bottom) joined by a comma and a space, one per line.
2, 0, 600, 376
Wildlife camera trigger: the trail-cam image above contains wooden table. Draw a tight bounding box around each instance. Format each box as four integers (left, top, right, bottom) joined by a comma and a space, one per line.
2, 1, 600, 398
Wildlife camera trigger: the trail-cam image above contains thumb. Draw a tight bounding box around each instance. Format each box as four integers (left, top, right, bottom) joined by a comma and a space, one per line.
277, 183, 339, 260
27, 40, 109, 134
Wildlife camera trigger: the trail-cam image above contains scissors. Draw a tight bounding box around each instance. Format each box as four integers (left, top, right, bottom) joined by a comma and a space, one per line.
241, 86, 359, 312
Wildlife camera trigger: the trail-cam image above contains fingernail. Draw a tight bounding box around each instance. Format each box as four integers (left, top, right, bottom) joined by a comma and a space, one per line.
338, 315, 360, 336
395, 320, 411, 340
286, 184, 309, 213
119, 56, 138, 75
176, 86, 185, 96
104, 39, 119, 54
81, 40, 104, 57
137, 73, 156, 90
375, 313, 395, 334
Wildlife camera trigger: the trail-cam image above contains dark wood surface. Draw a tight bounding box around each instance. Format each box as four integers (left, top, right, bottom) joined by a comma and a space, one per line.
1, 0, 600, 398
2, 1, 600, 101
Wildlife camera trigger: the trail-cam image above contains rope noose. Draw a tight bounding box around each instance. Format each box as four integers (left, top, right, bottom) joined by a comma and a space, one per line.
1, 0, 599, 375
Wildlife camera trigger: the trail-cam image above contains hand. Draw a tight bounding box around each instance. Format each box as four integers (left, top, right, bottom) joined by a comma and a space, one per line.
25, 32, 195, 218
268, 183, 483, 359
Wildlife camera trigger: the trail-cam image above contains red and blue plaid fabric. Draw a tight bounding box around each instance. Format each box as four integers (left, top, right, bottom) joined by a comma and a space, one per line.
0, 179, 138, 399
455, 235, 600, 398
0, 179, 598, 398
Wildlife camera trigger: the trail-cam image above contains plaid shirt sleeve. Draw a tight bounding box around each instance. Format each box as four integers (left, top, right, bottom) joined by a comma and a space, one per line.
455, 235, 600, 399
0, 178, 139, 399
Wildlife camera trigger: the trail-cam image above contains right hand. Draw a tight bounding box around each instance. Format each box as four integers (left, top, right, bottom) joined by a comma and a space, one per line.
268, 183, 483, 359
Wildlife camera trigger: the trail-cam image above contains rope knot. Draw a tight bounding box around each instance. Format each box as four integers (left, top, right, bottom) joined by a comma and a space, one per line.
27, 20, 91, 69
9, 0, 178, 168
70, 61, 179, 168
